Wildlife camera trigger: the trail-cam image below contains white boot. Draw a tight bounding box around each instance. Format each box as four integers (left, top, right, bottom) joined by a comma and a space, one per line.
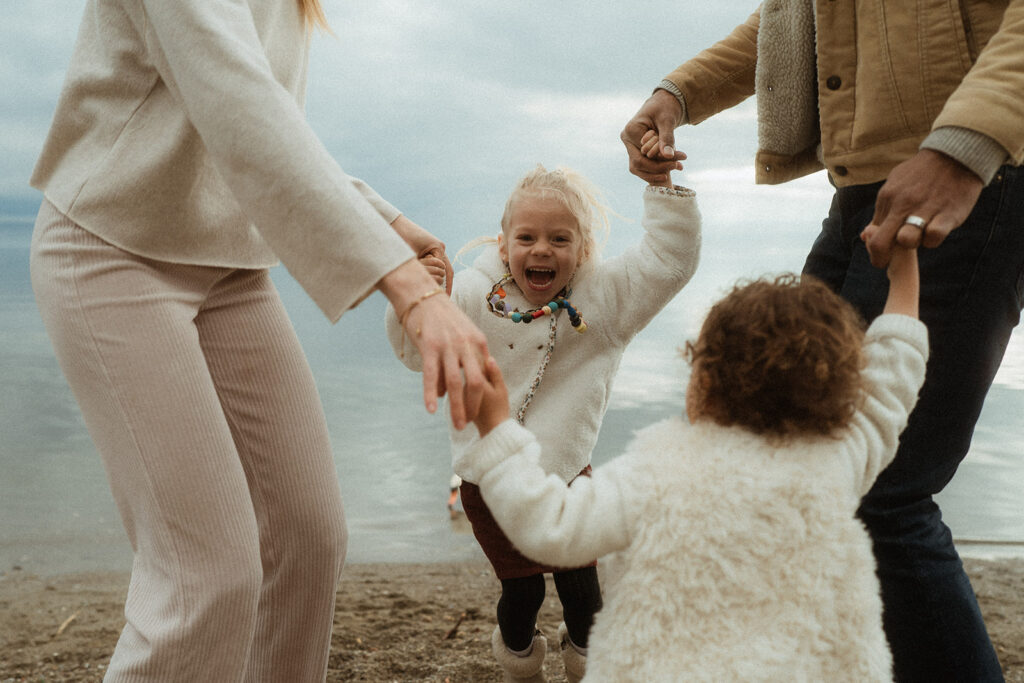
558, 622, 587, 683
491, 625, 547, 683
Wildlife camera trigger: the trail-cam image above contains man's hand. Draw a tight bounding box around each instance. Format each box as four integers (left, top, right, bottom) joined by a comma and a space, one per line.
861, 149, 984, 268
621, 89, 687, 185
473, 357, 510, 438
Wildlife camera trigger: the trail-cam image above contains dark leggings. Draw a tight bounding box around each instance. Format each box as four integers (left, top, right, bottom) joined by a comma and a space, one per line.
496, 566, 602, 651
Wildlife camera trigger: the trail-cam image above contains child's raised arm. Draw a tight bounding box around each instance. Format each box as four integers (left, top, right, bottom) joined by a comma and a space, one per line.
883, 247, 919, 318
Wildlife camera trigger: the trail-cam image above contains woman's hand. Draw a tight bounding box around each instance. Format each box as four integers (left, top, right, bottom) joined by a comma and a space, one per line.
390, 215, 454, 294
378, 259, 489, 430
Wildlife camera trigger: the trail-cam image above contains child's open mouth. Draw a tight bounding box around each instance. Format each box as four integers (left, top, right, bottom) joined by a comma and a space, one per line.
525, 267, 556, 289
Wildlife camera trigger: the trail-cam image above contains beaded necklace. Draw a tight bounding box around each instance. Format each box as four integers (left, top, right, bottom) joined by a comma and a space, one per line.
485, 274, 587, 332
485, 273, 587, 423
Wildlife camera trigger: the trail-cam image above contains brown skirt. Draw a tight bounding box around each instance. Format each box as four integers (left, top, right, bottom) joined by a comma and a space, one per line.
459, 466, 597, 580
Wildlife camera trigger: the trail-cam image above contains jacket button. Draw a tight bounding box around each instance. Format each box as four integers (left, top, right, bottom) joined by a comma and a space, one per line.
834, 165, 848, 176
826, 75, 842, 90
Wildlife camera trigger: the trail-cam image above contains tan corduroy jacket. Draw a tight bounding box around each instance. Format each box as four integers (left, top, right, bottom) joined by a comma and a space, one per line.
30, 0, 413, 322
662, 0, 1024, 187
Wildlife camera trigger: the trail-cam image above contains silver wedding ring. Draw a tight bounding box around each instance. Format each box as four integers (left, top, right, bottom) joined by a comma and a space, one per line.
904, 215, 927, 230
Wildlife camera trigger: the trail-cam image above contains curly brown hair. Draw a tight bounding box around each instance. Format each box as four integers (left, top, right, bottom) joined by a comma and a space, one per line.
686, 274, 867, 440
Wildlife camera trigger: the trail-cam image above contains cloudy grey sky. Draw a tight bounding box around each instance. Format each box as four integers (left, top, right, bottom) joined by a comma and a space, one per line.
0, 0, 841, 248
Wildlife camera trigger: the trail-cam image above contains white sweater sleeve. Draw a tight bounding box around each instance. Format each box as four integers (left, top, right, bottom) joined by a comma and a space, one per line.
139, 0, 412, 322
465, 420, 641, 567
844, 314, 930, 495
596, 186, 701, 345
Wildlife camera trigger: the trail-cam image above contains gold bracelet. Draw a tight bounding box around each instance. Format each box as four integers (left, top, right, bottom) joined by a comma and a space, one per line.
398, 286, 444, 357
398, 286, 445, 327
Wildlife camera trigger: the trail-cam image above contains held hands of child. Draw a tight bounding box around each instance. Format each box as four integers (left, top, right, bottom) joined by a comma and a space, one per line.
640, 130, 680, 189
861, 223, 920, 319
419, 250, 448, 290
473, 357, 511, 438
882, 246, 920, 319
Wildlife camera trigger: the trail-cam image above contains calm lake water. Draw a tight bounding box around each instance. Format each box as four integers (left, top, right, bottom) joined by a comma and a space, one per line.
2, 209, 1022, 575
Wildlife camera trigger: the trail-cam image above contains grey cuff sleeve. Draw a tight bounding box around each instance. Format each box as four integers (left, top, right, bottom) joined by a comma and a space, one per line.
920, 127, 1009, 185
657, 79, 689, 125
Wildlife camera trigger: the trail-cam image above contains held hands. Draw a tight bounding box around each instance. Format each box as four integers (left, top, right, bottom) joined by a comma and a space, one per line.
473, 357, 511, 438
390, 215, 454, 294
640, 131, 676, 188
860, 149, 984, 268
379, 260, 489, 430
861, 228, 921, 319
419, 251, 448, 289
621, 88, 686, 185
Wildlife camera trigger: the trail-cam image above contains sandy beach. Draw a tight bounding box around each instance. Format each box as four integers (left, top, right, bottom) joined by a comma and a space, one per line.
1, 557, 1021, 682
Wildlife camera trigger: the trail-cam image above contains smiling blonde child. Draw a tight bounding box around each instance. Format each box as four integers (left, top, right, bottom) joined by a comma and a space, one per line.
386, 157, 700, 682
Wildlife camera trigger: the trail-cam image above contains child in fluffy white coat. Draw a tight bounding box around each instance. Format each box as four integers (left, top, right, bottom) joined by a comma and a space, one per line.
464, 247, 927, 682
386, 156, 700, 682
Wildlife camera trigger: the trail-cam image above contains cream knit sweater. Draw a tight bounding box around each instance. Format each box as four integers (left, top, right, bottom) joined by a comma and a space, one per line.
31, 0, 412, 322
465, 314, 929, 681
388, 186, 701, 483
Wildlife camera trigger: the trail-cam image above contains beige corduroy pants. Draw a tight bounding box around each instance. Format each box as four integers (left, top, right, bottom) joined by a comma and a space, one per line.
30, 200, 347, 682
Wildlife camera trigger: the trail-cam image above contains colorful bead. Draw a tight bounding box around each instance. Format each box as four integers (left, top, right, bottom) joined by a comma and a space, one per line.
485, 273, 587, 332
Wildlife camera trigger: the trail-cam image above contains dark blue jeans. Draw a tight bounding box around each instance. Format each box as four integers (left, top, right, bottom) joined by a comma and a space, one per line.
803, 165, 1024, 682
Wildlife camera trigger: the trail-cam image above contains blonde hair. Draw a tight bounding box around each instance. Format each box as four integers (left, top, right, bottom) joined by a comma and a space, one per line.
298, 0, 330, 32
499, 164, 611, 264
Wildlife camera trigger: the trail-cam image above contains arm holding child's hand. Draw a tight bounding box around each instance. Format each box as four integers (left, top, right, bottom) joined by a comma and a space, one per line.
378, 260, 489, 430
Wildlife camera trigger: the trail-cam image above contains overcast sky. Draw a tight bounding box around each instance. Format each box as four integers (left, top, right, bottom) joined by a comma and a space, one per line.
0, 0, 843, 250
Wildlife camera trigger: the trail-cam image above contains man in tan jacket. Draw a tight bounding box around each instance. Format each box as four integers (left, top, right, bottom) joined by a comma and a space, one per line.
622, 2, 1022, 680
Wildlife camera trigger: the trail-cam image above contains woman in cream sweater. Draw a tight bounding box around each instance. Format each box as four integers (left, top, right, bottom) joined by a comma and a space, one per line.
29, 1, 488, 680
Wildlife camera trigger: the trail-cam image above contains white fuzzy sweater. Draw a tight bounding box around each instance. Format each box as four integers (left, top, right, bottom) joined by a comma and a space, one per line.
464, 314, 929, 682
388, 186, 701, 483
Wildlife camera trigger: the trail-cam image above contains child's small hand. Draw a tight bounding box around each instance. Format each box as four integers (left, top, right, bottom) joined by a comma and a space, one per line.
473, 357, 510, 437
419, 252, 448, 289
882, 246, 920, 319
641, 130, 678, 188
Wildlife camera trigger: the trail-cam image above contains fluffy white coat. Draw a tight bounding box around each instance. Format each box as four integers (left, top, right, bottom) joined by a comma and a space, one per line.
464, 314, 929, 681
388, 186, 700, 483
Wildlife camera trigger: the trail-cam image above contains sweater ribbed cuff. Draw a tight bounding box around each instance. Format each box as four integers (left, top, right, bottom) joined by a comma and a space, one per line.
456, 419, 534, 484
657, 79, 689, 126
645, 184, 696, 198
920, 126, 1008, 185
865, 314, 929, 359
